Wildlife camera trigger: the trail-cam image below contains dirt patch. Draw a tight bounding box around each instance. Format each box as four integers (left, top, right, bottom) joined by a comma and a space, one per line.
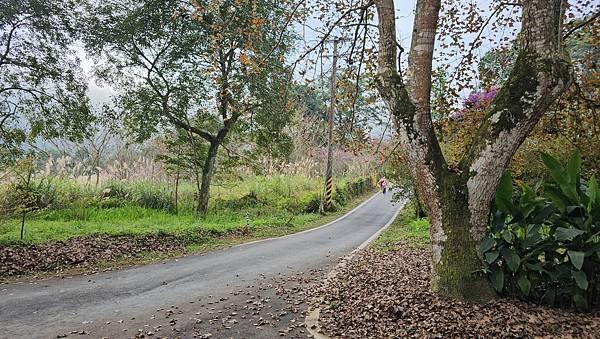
312, 243, 600, 338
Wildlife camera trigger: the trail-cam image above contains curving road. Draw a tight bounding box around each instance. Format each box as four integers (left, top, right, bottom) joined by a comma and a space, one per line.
0, 192, 403, 338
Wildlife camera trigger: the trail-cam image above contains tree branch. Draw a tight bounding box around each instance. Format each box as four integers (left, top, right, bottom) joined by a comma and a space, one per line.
563, 10, 600, 40
292, 0, 374, 65
130, 37, 168, 98
166, 112, 215, 143
0, 15, 32, 68
257, 0, 306, 66
348, 21, 368, 137
452, 2, 521, 84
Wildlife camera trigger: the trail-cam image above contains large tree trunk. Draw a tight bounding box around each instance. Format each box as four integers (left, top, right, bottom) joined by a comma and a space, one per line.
429, 177, 496, 301
374, 0, 571, 302
197, 140, 220, 214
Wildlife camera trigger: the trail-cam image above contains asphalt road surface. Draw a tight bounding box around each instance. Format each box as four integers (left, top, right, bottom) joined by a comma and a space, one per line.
0, 192, 402, 339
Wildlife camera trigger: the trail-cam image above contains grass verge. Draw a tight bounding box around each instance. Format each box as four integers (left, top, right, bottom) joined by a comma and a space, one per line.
0, 175, 374, 245
371, 200, 430, 251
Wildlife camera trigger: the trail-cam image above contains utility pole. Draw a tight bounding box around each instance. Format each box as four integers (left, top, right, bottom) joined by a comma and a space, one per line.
323, 39, 338, 212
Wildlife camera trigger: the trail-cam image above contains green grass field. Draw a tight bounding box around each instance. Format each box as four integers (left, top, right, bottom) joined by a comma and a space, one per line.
371, 200, 430, 251
0, 175, 375, 246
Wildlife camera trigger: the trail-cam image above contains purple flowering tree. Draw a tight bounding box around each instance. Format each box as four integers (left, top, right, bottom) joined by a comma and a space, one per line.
451, 88, 499, 121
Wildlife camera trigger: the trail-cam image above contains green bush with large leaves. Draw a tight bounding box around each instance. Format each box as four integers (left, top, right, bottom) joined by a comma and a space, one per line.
481, 152, 599, 311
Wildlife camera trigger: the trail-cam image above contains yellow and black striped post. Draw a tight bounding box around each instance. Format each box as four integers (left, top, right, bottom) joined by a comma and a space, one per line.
324, 175, 333, 211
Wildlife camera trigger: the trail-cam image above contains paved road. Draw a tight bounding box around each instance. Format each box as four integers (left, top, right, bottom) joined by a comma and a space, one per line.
0, 192, 402, 338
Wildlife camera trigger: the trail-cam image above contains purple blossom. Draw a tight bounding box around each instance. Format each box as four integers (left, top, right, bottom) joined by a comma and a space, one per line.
450, 87, 498, 121
463, 88, 498, 109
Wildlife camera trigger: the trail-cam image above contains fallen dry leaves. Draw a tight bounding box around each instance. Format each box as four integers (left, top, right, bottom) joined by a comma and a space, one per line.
63, 268, 321, 338
0, 228, 253, 278
311, 242, 600, 338
189, 270, 321, 338
0, 234, 184, 277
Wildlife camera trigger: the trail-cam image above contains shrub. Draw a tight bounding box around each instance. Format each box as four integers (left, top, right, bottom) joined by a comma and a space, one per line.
100, 181, 129, 199
0, 178, 58, 216
98, 181, 175, 212
52, 180, 93, 209
332, 177, 373, 210
130, 183, 175, 212
97, 181, 130, 209
302, 193, 321, 213
219, 191, 264, 210
333, 187, 350, 207
482, 152, 599, 311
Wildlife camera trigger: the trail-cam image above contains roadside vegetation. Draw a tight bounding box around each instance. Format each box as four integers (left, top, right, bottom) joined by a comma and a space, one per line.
378, 151, 599, 313
0, 174, 375, 277
371, 200, 430, 251
313, 151, 600, 337
314, 198, 600, 338
482, 153, 599, 311
0, 0, 382, 279
0, 175, 374, 245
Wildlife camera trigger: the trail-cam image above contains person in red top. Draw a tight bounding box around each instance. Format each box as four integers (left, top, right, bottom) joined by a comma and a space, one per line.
378, 177, 388, 194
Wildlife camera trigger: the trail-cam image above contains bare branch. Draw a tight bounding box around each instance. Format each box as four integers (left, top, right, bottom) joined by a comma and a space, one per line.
292, 0, 375, 65
348, 19, 369, 137
563, 10, 600, 40
257, 0, 306, 66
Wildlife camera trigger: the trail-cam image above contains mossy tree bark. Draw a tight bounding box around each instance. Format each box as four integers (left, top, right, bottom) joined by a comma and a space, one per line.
374, 0, 572, 302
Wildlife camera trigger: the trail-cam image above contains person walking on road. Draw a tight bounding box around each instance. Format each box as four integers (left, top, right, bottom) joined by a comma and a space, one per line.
378, 177, 388, 194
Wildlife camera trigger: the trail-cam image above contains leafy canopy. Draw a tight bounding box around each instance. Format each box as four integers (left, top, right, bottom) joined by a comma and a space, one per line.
0, 0, 92, 166
85, 0, 294, 145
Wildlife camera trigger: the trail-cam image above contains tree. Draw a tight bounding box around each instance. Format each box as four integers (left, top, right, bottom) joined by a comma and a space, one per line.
0, 0, 92, 167
440, 23, 599, 182
86, 0, 294, 213
292, 83, 328, 120
292, 75, 384, 152
374, 0, 572, 301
